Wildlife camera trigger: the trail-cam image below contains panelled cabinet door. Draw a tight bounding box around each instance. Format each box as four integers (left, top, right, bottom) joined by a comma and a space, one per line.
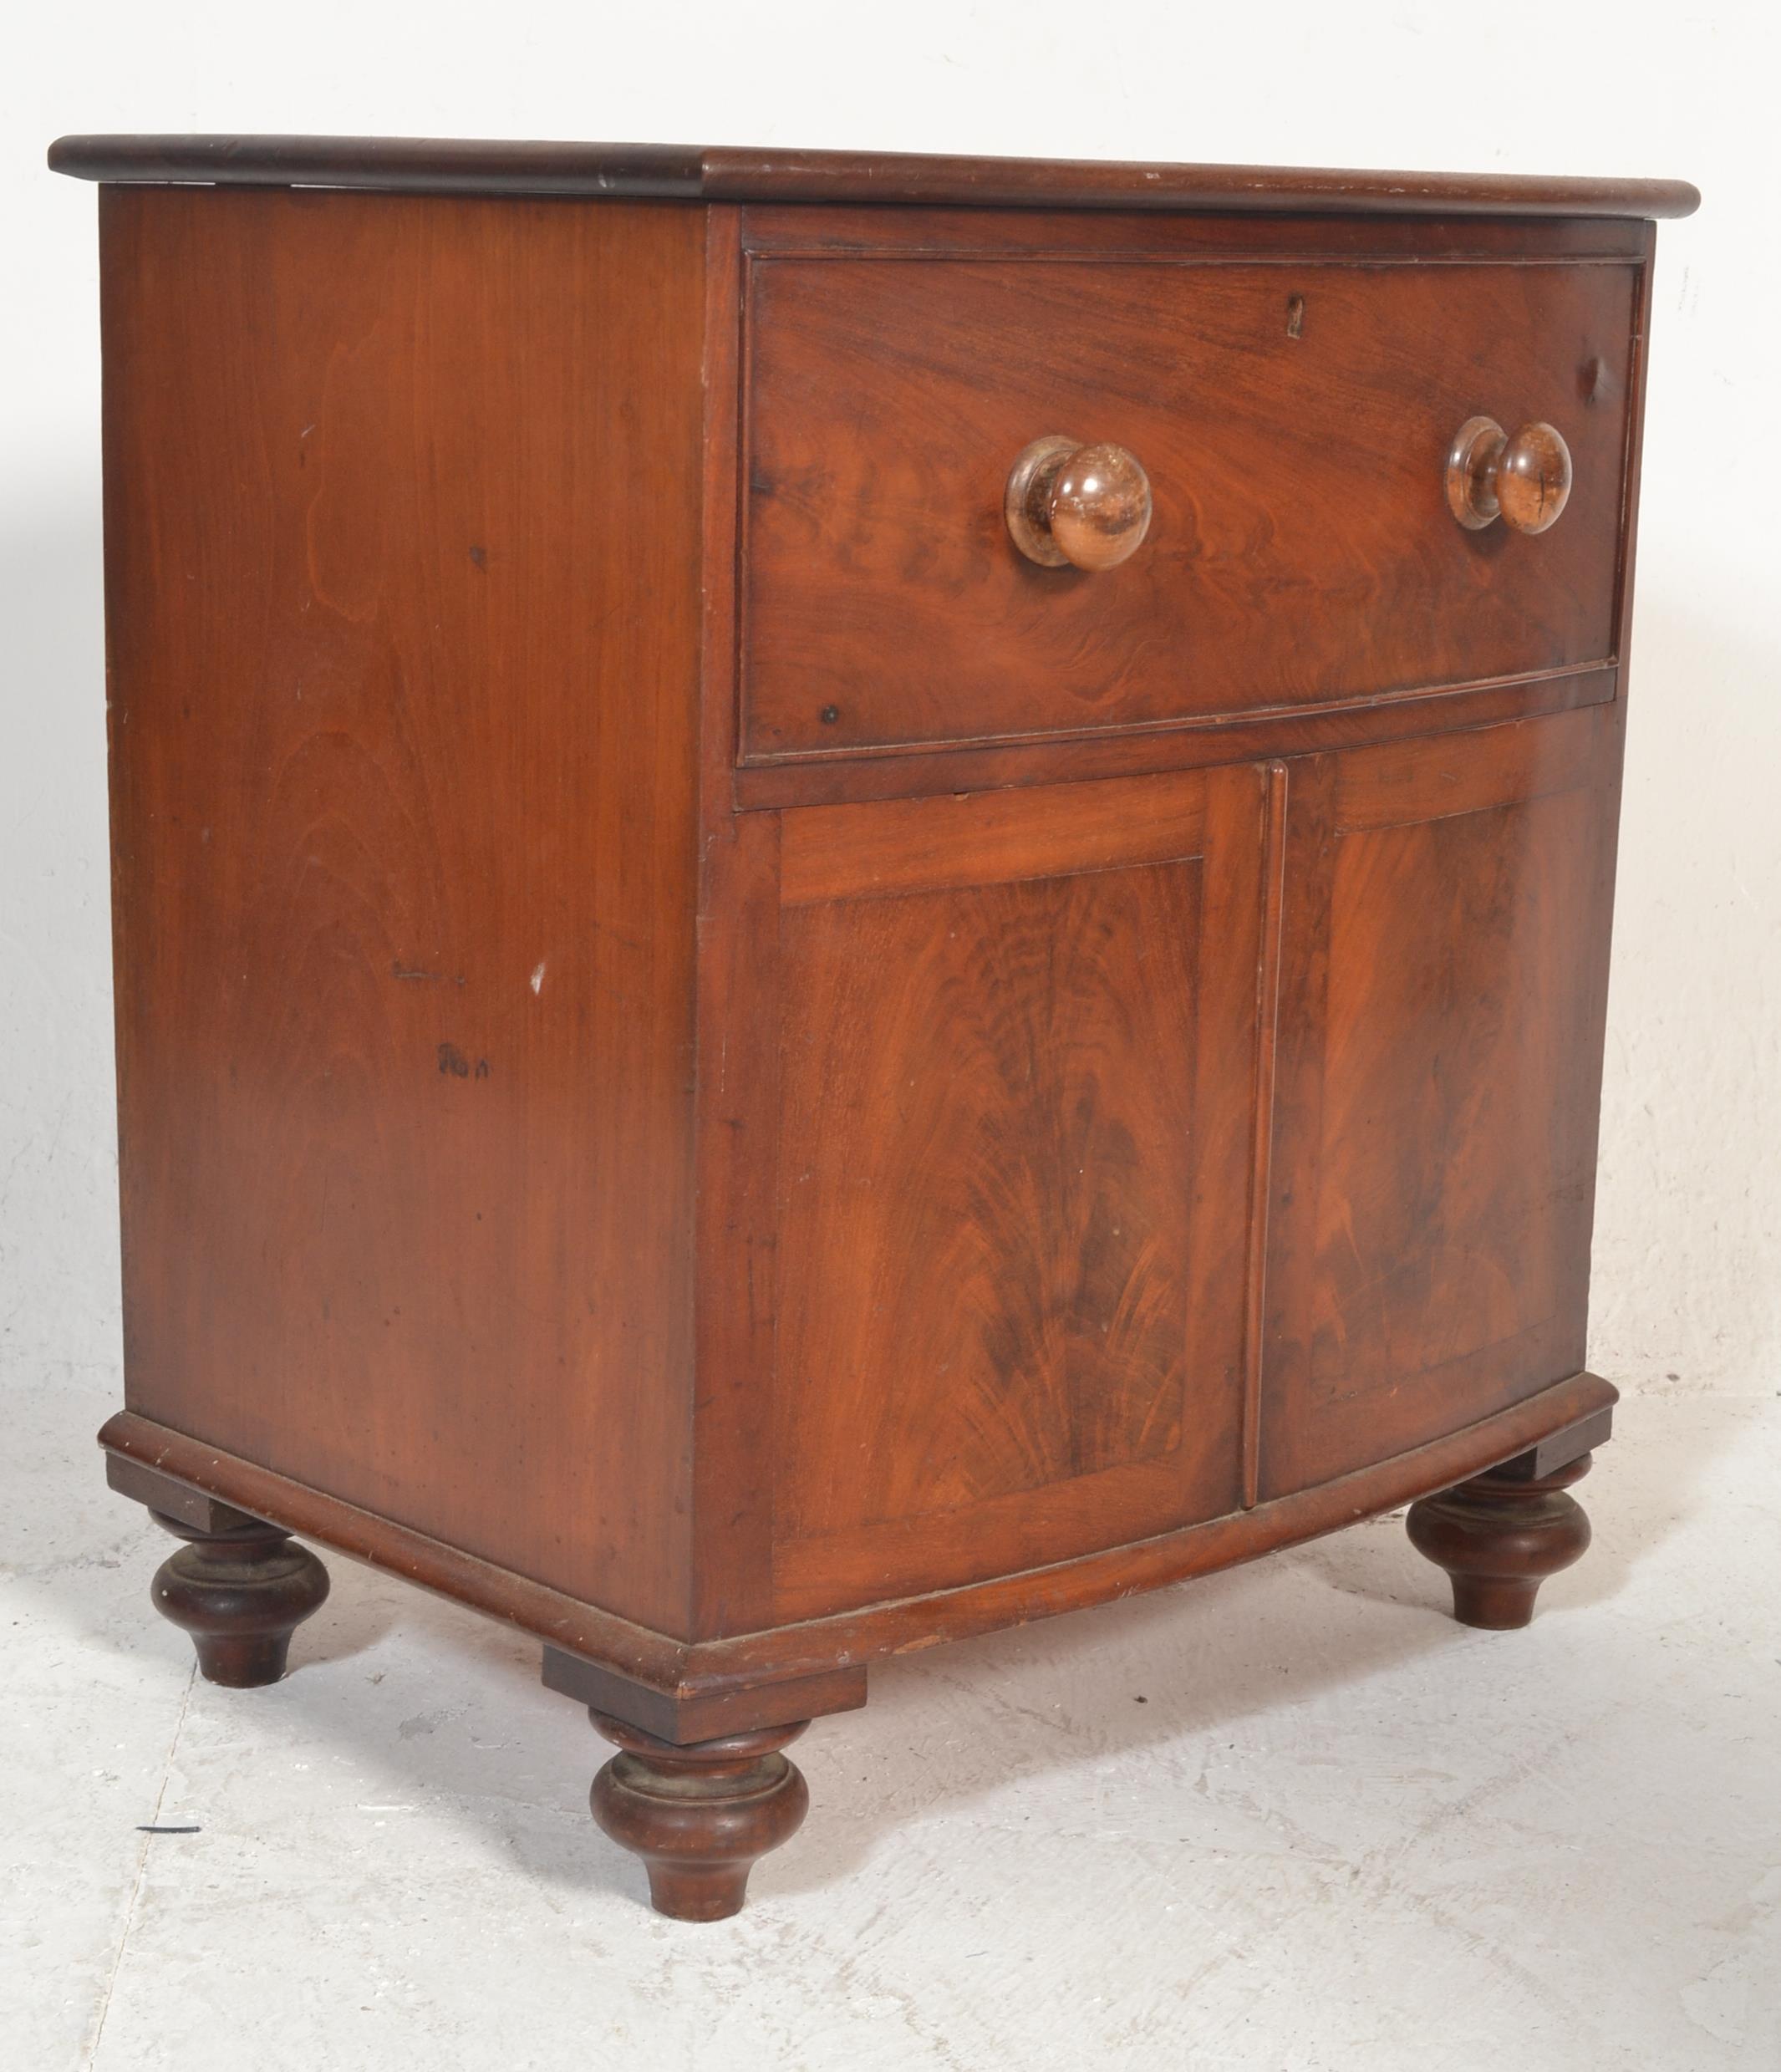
766, 764, 1271, 1621
1259, 705, 1620, 1499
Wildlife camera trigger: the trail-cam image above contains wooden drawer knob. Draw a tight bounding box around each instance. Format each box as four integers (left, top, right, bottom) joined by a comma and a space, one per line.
1005, 435, 1153, 569
1446, 417, 1573, 534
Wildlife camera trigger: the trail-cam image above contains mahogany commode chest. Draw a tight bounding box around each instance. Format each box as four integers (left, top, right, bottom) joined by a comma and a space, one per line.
51, 134, 1697, 1920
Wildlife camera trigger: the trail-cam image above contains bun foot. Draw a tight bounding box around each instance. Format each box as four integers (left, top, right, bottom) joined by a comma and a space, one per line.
588, 1713, 810, 1921
1407, 1452, 1594, 1629
150, 1510, 331, 1685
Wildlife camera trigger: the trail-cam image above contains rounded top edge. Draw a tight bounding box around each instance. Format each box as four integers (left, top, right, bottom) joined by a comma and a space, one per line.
46, 135, 1702, 221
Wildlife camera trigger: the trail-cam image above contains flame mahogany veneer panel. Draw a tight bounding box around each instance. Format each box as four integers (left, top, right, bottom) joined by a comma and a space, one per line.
767, 766, 1266, 1619
1259, 705, 1621, 1499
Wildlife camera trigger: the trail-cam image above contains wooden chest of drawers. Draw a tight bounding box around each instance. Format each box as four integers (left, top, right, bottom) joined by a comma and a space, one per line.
52, 135, 1697, 1920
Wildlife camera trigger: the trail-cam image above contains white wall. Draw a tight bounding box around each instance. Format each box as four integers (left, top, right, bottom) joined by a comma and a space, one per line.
3, 2, 1775, 1405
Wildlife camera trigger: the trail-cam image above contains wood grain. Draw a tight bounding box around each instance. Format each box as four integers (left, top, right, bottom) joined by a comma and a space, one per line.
74, 160, 1681, 1845
48, 135, 1701, 220
779, 769, 1208, 906
541, 1645, 866, 1746
741, 206, 1654, 263
741, 248, 1637, 760
777, 864, 1203, 1528
686, 206, 784, 1639
100, 1367, 1616, 1714
732, 661, 1616, 810
100, 186, 708, 1632
1240, 762, 1290, 1509
769, 765, 1264, 1617
1259, 707, 1614, 1498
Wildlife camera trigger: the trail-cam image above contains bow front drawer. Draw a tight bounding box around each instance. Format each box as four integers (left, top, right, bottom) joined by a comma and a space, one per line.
738, 244, 1638, 765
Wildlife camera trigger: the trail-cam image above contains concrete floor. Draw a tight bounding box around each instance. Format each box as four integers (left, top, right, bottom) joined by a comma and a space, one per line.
5, 1371, 1777, 2071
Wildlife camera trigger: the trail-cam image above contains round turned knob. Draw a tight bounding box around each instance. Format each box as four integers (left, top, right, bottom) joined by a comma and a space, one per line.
1446, 417, 1573, 534
1005, 435, 1153, 570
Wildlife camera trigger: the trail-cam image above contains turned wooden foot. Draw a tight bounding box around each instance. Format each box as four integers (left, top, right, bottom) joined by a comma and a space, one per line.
1407, 1451, 1594, 1629
588, 1712, 810, 1921
150, 1510, 331, 1685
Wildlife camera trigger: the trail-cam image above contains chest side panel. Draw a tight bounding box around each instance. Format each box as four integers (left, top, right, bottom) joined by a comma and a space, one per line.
100, 186, 707, 1629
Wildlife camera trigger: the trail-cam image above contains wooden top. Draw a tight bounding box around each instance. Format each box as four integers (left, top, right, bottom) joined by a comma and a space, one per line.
48, 135, 1698, 219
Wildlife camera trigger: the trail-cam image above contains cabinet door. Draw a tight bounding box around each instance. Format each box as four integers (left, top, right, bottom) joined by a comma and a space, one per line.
1259, 705, 1620, 1500
766, 764, 1269, 1621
